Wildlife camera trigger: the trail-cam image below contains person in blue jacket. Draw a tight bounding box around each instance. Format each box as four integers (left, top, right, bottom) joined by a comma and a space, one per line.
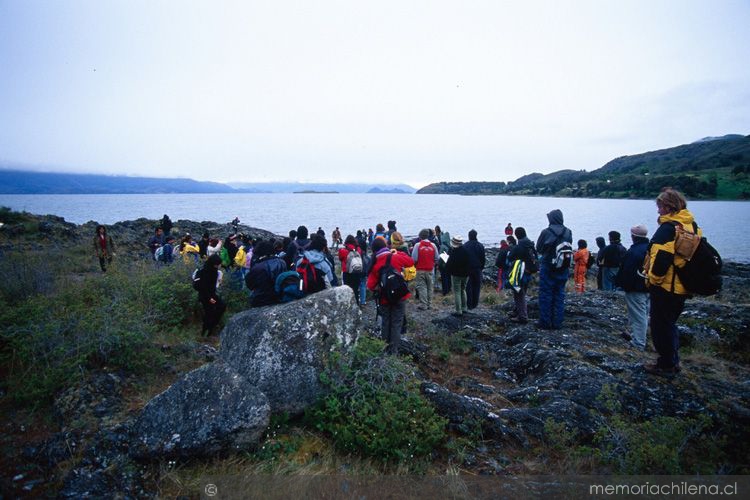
535, 209, 573, 329
615, 224, 650, 350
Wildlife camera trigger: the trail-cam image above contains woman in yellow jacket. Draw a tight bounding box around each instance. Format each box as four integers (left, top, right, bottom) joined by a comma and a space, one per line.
644, 188, 700, 375
180, 235, 201, 265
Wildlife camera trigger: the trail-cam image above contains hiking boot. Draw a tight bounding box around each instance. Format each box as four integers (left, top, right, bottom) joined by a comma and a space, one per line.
451, 312, 463, 317
643, 363, 681, 376
620, 332, 633, 342
511, 317, 528, 324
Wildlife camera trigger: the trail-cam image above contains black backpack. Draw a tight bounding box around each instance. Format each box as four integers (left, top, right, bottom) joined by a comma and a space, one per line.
191, 268, 202, 291
673, 223, 722, 296
378, 254, 409, 304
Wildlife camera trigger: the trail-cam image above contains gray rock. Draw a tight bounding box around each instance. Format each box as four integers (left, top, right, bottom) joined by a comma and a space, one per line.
132, 363, 270, 459
220, 286, 361, 414
421, 381, 527, 446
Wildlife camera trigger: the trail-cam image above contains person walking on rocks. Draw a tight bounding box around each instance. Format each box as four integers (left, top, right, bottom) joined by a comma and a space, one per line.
367, 237, 414, 354
197, 254, 226, 336
93, 224, 115, 272
600, 231, 627, 291
615, 225, 650, 350
445, 236, 470, 316
535, 209, 573, 329
643, 188, 700, 375
411, 228, 439, 309
464, 230, 486, 310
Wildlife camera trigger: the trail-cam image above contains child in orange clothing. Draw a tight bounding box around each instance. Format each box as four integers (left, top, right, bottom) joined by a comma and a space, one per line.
573, 239, 590, 294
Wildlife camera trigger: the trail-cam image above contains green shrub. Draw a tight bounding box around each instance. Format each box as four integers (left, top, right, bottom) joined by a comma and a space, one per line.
307, 336, 447, 462
0, 260, 208, 404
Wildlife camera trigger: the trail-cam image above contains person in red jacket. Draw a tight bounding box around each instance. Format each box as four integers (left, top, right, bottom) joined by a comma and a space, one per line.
338, 234, 364, 304
367, 237, 414, 354
411, 228, 439, 309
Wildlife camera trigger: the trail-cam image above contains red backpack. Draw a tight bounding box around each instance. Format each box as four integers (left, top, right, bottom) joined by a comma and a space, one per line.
296, 257, 326, 294
417, 240, 436, 270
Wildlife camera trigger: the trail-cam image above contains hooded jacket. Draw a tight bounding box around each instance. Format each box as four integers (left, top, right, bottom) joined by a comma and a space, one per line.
535, 209, 573, 266
645, 209, 700, 295
299, 249, 334, 287
245, 255, 287, 307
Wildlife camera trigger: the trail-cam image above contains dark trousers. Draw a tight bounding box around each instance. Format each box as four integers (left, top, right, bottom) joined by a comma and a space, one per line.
98, 255, 112, 272
649, 287, 686, 369
440, 267, 451, 295
538, 265, 568, 329
466, 268, 483, 309
512, 283, 528, 320
380, 300, 406, 355
201, 297, 226, 335
343, 272, 363, 304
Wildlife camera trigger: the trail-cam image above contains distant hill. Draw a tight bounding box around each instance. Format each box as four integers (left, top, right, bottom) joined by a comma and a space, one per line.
228, 182, 416, 194
0, 170, 238, 194
0, 171, 418, 195
417, 134, 750, 200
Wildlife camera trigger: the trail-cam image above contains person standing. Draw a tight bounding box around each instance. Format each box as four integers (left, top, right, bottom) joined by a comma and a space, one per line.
411, 229, 439, 310
339, 235, 364, 303
507, 227, 536, 324
197, 254, 226, 336
643, 188, 698, 375
600, 231, 627, 290
93, 225, 115, 272
504, 223, 513, 237
245, 240, 287, 307
198, 232, 210, 260
147, 227, 164, 257
367, 237, 414, 354
464, 230, 486, 310
595, 236, 606, 290
615, 224, 650, 350
435, 225, 452, 296
535, 209, 573, 330
445, 236, 470, 317
572, 239, 590, 294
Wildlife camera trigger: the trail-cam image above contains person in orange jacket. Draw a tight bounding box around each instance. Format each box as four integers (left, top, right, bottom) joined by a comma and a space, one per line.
573, 239, 590, 294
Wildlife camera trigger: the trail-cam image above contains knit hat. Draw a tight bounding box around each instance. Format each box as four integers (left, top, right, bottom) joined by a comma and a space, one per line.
631, 224, 648, 238
451, 236, 463, 248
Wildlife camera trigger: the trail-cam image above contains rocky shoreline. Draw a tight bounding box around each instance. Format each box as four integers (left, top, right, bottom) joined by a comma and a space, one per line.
1, 213, 748, 497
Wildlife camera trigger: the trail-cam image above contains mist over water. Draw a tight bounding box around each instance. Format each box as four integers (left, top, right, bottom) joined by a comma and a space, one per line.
2, 193, 749, 262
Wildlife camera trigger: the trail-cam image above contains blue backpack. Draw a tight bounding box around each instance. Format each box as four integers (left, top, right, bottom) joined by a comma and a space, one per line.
275, 270, 305, 302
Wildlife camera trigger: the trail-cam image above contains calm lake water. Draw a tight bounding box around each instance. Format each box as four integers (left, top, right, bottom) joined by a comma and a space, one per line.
2, 193, 749, 262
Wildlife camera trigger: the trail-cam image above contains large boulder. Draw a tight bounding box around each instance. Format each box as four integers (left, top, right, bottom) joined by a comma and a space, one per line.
132, 363, 270, 459
220, 286, 362, 414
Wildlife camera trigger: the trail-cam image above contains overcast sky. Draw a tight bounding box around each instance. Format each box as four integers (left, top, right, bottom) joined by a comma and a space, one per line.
1, 0, 749, 188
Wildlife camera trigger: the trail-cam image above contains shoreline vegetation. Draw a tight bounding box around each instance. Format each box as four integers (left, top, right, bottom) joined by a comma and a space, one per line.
0, 209, 748, 497
417, 134, 750, 200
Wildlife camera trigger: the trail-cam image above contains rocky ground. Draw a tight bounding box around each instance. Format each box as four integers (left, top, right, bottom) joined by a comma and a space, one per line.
1, 213, 748, 497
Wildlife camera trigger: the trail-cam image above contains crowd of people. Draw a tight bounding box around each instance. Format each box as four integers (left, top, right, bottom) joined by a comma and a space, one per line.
93, 188, 701, 376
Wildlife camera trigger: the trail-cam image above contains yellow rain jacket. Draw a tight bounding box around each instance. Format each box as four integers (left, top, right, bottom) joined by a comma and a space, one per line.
645, 209, 701, 295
